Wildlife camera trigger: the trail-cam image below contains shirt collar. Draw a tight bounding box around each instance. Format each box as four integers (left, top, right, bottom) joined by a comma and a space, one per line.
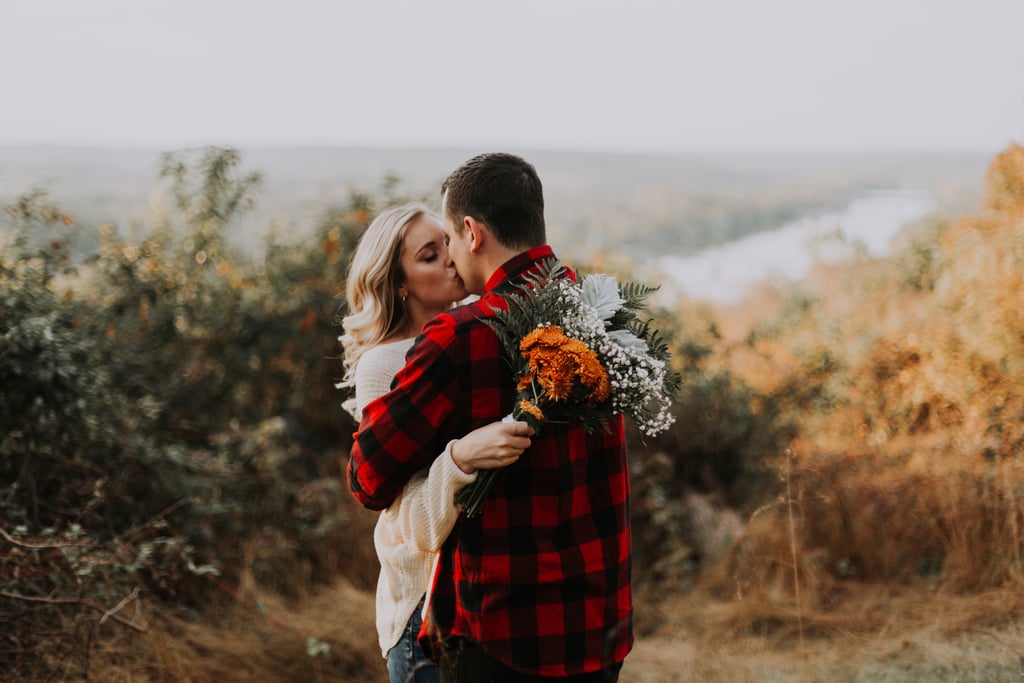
483, 245, 557, 293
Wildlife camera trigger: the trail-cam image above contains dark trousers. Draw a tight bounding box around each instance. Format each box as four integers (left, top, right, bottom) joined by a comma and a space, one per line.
437, 638, 622, 683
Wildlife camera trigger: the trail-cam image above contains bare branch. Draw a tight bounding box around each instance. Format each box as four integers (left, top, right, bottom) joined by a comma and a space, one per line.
0, 527, 97, 550
99, 588, 139, 625
0, 590, 148, 633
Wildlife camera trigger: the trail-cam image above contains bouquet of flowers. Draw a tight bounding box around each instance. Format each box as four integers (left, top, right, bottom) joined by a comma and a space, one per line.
455, 259, 682, 517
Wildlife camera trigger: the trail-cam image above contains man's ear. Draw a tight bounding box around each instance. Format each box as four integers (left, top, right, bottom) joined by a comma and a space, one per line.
465, 217, 486, 254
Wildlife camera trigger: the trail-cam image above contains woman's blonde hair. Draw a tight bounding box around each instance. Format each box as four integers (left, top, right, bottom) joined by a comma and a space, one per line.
338, 202, 434, 416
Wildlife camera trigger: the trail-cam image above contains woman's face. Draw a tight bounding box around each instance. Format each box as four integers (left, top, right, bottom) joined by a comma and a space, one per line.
398, 213, 468, 318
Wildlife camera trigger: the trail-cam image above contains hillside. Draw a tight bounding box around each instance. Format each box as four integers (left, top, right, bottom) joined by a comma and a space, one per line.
2, 143, 1022, 681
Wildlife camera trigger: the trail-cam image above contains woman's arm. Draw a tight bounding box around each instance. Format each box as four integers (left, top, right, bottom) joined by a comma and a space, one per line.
388, 421, 533, 553
355, 344, 531, 549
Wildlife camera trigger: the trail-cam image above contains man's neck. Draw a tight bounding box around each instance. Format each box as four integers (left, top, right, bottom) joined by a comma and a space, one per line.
480, 247, 521, 284
479, 244, 553, 293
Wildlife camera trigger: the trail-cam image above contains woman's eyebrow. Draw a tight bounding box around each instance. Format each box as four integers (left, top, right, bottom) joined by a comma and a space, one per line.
414, 239, 439, 256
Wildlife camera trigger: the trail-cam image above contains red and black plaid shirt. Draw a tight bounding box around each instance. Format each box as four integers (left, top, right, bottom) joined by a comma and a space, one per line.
347, 245, 632, 677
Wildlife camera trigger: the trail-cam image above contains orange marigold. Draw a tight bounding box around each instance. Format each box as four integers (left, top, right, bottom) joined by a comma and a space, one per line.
577, 353, 611, 403
538, 354, 576, 400
518, 325, 610, 404
520, 325, 568, 351
519, 400, 545, 421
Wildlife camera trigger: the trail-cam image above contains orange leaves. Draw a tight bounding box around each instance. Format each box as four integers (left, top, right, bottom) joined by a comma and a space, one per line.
323, 226, 342, 266
984, 143, 1024, 219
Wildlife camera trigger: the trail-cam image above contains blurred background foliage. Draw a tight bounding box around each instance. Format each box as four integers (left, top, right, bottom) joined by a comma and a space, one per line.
2, 144, 1023, 678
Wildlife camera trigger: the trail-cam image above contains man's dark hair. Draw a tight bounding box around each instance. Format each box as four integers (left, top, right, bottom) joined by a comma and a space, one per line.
441, 153, 545, 249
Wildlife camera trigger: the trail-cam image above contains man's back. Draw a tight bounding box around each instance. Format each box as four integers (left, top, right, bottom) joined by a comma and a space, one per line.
349, 247, 633, 677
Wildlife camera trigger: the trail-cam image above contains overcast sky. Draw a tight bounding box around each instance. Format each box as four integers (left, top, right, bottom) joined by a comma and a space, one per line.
3, 0, 1023, 154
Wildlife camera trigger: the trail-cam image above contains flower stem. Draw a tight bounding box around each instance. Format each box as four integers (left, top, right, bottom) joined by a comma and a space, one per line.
455, 411, 524, 518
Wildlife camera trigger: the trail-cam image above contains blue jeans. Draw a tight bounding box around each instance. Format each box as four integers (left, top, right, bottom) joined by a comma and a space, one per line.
386, 598, 439, 683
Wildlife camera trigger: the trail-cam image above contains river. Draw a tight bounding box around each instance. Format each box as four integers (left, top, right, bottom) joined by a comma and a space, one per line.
654, 188, 936, 304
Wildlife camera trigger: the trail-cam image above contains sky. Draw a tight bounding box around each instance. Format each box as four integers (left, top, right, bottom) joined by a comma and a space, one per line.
3, 0, 1023, 154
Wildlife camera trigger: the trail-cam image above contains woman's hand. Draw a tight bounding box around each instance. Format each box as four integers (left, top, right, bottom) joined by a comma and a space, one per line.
450, 420, 534, 474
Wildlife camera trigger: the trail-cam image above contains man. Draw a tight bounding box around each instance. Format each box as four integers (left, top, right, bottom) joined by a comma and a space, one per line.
348, 153, 631, 682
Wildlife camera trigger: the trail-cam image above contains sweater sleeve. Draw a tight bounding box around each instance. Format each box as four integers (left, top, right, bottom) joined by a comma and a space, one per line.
391, 440, 476, 552
353, 339, 475, 540
348, 319, 462, 510
353, 345, 407, 418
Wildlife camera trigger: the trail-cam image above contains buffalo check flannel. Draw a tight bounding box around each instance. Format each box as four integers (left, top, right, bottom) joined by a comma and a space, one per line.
347, 245, 633, 676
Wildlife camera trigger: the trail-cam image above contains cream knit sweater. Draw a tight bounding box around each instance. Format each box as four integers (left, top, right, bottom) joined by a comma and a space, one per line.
353, 338, 476, 659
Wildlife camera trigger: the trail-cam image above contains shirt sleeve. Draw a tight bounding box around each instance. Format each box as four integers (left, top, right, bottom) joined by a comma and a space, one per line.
347, 316, 463, 510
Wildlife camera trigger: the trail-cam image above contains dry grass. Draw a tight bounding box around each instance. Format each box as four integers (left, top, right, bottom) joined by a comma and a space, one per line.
63, 575, 1024, 683
55, 579, 385, 683
621, 581, 1024, 682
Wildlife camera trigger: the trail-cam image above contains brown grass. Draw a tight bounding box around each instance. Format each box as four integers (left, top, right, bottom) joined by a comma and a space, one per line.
65, 575, 1024, 683
620, 582, 1024, 682
55, 579, 385, 683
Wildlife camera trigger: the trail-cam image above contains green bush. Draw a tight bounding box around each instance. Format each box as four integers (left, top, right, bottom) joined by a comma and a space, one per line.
0, 148, 389, 676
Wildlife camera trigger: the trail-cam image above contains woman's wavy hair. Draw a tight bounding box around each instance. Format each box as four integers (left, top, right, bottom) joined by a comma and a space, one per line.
337, 202, 434, 416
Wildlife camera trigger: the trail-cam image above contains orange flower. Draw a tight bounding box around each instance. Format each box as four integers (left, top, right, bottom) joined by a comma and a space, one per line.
520, 325, 567, 350
518, 325, 610, 405
577, 353, 611, 402
536, 356, 574, 400
519, 400, 545, 421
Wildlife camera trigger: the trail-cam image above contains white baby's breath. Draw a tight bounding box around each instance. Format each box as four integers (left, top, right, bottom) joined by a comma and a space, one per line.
546, 270, 677, 437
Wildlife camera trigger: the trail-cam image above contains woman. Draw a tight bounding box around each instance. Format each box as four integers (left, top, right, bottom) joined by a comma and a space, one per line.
339, 203, 531, 683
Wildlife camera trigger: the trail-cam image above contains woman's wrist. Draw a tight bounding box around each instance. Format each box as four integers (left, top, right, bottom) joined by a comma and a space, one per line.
449, 439, 475, 474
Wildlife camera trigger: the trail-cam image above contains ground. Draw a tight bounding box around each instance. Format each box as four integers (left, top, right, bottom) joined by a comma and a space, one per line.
81, 579, 1024, 682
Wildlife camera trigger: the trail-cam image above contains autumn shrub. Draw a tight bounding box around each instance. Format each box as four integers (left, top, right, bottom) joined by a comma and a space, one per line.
624, 301, 800, 598
710, 144, 1024, 595
785, 445, 1024, 589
